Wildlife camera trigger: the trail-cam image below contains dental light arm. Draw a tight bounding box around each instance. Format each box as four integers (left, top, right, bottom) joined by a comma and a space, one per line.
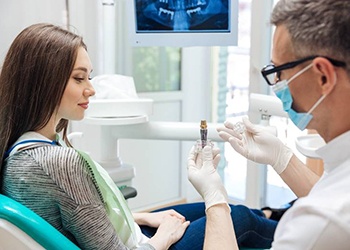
249, 93, 288, 123
110, 121, 222, 141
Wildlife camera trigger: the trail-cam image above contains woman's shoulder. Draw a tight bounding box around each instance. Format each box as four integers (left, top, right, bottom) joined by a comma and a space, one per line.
6, 145, 88, 179
29, 145, 86, 171
25, 146, 102, 201
29, 145, 80, 159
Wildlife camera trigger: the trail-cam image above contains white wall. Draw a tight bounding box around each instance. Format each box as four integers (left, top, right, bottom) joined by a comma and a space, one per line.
0, 0, 67, 64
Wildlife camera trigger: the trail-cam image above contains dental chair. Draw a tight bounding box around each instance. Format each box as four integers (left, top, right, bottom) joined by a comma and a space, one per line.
0, 186, 136, 249
0, 194, 79, 250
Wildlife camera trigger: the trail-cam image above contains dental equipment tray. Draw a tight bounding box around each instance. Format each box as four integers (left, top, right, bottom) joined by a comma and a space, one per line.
85, 99, 153, 118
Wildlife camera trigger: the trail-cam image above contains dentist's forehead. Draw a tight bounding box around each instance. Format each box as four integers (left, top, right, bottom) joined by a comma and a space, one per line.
272, 25, 294, 65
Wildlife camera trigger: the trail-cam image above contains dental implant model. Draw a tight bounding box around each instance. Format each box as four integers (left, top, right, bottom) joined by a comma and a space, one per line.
200, 120, 208, 148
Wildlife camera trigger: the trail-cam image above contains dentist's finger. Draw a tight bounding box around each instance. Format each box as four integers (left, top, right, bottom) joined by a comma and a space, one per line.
217, 126, 243, 140
213, 154, 221, 169
228, 136, 248, 158
218, 131, 243, 143
242, 116, 258, 133
187, 146, 198, 166
212, 147, 220, 158
202, 146, 215, 171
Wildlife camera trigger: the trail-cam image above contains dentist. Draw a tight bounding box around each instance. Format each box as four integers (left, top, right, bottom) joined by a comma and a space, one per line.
190, 0, 350, 249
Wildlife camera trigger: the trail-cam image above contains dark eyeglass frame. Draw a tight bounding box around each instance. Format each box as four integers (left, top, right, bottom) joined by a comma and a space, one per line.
261, 55, 346, 86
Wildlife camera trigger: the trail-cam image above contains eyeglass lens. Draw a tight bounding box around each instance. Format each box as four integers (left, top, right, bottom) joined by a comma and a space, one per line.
263, 65, 279, 85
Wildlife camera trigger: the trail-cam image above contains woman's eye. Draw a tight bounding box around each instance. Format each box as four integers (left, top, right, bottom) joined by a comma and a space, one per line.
74, 77, 84, 82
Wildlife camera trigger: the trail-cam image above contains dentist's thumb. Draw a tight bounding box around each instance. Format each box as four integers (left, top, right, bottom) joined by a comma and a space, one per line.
202, 146, 215, 171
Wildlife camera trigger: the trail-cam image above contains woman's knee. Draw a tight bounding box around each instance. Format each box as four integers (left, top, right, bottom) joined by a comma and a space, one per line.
230, 204, 253, 216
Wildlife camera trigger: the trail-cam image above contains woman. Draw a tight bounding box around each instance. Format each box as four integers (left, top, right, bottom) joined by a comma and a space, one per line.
0, 23, 277, 250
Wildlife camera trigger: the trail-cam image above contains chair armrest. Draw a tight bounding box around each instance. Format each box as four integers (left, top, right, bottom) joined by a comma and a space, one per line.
119, 186, 138, 199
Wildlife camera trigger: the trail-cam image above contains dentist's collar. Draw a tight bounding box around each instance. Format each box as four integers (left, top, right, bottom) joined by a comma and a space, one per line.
316, 130, 350, 172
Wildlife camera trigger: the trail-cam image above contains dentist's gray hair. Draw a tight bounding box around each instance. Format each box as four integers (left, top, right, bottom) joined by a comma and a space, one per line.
271, 0, 350, 74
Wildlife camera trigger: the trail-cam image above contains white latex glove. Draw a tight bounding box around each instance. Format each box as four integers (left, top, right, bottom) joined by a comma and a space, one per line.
217, 116, 293, 174
187, 145, 229, 210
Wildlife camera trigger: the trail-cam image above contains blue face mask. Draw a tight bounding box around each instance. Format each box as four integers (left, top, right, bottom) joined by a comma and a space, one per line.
272, 64, 327, 130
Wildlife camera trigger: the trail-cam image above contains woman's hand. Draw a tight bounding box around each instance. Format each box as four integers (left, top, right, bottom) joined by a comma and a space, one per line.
134, 209, 185, 228
148, 214, 190, 250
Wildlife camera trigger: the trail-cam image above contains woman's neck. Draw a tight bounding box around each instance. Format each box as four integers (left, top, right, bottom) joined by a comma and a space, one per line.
35, 118, 57, 141
36, 128, 56, 141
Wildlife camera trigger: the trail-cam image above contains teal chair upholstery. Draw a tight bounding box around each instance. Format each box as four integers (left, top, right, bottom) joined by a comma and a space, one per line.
0, 194, 79, 250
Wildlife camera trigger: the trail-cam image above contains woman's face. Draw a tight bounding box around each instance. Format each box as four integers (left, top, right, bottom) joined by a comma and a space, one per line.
58, 47, 95, 121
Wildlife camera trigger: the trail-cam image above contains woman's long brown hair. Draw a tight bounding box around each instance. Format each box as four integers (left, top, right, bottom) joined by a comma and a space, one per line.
0, 23, 87, 169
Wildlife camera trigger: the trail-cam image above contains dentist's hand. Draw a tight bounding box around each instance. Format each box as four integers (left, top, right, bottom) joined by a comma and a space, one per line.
217, 117, 293, 174
187, 145, 229, 210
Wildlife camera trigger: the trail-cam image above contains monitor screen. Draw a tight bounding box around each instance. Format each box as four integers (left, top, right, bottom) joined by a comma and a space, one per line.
127, 0, 238, 47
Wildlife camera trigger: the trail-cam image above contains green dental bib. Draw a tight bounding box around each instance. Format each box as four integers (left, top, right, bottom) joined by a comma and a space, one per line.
76, 150, 137, 248
7, 132, 138, 248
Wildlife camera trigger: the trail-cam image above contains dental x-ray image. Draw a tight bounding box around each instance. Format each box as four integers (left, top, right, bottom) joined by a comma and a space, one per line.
135, 0, 230, 32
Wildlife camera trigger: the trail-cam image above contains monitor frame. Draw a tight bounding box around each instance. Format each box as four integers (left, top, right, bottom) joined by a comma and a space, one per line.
127, 0, 238, 47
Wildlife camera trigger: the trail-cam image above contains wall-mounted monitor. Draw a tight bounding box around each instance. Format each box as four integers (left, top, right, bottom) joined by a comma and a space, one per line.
127, 0, 238, 47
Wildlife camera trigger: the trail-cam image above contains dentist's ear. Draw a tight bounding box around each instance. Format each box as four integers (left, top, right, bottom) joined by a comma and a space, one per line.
313, 57, 338, 95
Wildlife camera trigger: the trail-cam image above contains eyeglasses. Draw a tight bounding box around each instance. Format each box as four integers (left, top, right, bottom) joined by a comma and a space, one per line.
261, 55, 346, 86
